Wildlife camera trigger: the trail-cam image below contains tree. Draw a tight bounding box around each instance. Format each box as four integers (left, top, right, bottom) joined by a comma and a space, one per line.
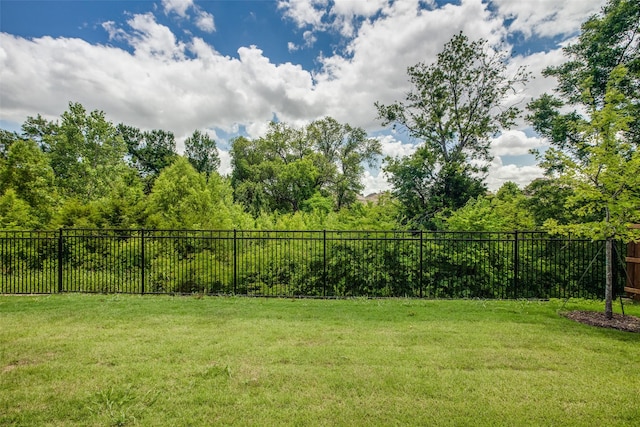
21, 114, 58, 152
306, 117, 381, 210
230, 118, 379, 214
146, 157, 213, 229
93, 169, 147, 229
0, 129, 20, 159
523, 178, 591, 227
146, 157, 249, 230
230, 122, 315, 214
185, 129, 220, 178
117, 125, 178, 192
23, 103, 129, 202
0, 139, 57, 226
539, 67, 639, 318
542, 0, 639, 145
0, 189, 40, 229
527, 0, 640, 319
376, 32, 528, 228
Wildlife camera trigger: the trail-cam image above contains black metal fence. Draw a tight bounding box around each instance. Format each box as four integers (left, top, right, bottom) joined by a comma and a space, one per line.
0, 229, 628, 298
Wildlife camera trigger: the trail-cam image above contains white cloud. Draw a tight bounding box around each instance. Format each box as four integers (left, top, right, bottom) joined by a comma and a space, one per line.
287, 30, 317, 52
329, 0, 388, 36
492, 0, 606, 38
161, 0, 216, 34
162, 0, 193, 18
486, 156, 544, 191
119, 12, 187, 60
377, 135, 418, 158
302, 30, 317, 47
0, 23, 317, 138
219, 149, 232, 176
509, 47, 569, 101
491, 130, 546, 157
361, 170, 391, 195
278, 0, 328, 29
195, 10, 215, 33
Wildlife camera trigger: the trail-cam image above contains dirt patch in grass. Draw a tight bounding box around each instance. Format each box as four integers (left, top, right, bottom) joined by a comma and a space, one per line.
562, 311, 640, 333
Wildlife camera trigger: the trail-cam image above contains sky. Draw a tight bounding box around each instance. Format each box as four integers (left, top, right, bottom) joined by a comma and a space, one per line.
0, 0, 606, 194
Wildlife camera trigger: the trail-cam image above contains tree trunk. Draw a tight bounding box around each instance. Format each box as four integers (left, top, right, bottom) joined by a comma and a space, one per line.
605, 236, 613, 320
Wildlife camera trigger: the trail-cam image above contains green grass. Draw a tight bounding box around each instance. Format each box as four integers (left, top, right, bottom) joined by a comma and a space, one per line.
1, 295, 639, 426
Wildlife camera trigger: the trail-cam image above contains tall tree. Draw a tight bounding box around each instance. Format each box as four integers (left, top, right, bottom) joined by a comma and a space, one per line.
230, 122, 312, 214
527, 0, 640, 319
376, 32, 528, 228
528, 0, 639, 169
230, 119, 379, 215
184, 129, 220, 178
0, 139, 57, 226
23, 103, 128, 202
117, 124, 178, 192
307, 117, 381, 210
543, 0, 639, 145
541, 67, 639, 318
523, 178, 590, 227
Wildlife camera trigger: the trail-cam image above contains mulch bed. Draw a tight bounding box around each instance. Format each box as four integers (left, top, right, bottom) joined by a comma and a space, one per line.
562, 310, 640, 333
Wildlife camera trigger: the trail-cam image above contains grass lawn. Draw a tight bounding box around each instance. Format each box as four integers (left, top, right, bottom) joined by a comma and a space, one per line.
1, 295, 639, 426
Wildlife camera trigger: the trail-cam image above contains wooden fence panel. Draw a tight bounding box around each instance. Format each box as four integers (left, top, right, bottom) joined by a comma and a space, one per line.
625, 225, 640, 300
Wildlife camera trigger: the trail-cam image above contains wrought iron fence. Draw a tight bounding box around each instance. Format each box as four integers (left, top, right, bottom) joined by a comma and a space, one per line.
0, 229, 628, 298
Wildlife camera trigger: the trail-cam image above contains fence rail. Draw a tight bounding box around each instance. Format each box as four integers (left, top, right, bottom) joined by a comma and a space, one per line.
0, 229, 628, 299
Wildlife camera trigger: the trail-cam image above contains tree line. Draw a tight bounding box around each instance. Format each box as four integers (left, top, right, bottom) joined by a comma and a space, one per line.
1, 0, 638, 240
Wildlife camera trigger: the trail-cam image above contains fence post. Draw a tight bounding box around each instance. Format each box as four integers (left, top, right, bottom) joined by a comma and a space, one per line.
513, 231, 519, 298
57, 229, 63, 293
323, 230, 327, 297
233, 229, 237, 294
140, 229, 145, 295
419, 230, 423, 298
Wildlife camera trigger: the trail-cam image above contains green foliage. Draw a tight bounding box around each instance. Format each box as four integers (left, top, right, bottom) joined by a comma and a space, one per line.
184, 129, 220, 178
94, 171, 147, 229
146, 157, 214, 229
443, 182, 535, 232
0, 189, 40, 229
2, 105, 389, 232
523, 178, 586, 226
24, 103, 129, 202
146, 157, 251, 230
377, 32, 527, 227
117, 125, 178, 192
306, 117, 381, 209
0, 138, 57, 226
51, 198, 102, 229
541, 66, 640, 242
0, 129, 20, 159
528, 0, 640, 167
62, 103, 128, 201
231, 118, 380, 215
543, 0, 639, 144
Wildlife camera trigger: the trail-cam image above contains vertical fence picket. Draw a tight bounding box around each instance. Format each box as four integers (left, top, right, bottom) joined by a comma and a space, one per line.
141, 229, 145, 295
513, 231, 519, 298
233, 229, 237, 294
57, 229, 63, 293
